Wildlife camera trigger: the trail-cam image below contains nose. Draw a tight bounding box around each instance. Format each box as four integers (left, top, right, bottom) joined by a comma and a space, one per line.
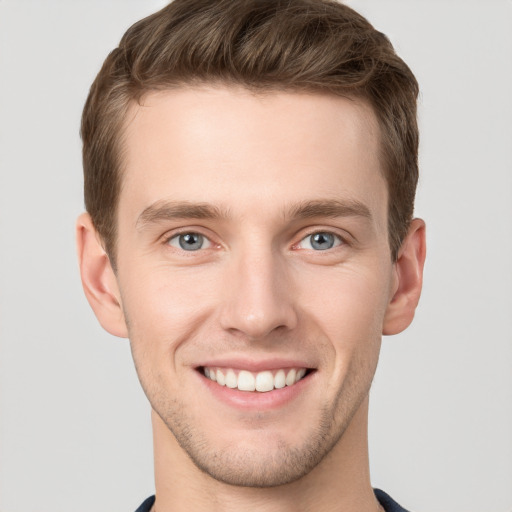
219, 247, 298, 340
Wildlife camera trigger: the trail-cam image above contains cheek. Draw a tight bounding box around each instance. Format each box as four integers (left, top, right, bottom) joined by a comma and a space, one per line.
119, 265, 220, 353
298, 265, 391, 337
296, 265, 390, 380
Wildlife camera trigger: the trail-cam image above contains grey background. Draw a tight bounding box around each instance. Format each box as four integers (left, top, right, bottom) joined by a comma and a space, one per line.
0, 1, 511, 511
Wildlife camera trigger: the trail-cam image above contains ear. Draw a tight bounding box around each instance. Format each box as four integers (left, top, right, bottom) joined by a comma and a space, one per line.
383, 218, 426, 335
76, 212, 128, 338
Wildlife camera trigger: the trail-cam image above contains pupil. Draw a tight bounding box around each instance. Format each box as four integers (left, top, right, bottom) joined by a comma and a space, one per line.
179, 233, 202, 250
312, 232, 334, 250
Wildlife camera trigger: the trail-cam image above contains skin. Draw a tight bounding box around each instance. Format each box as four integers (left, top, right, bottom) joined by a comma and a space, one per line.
77, 86, 426, 512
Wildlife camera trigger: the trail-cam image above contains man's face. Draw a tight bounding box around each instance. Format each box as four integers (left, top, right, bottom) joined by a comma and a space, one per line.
114, 86, 396, 486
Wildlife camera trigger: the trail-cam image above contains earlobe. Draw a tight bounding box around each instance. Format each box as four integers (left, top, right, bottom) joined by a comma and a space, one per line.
76, 213, 128, 338
382, 218, 426, 335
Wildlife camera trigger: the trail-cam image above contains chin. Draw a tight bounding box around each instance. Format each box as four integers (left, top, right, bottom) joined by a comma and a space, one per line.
183, 437, 335, 488
157, 400, 351, 488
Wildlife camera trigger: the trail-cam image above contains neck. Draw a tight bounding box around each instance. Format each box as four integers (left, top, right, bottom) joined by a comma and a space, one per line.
151, 397, 381, 512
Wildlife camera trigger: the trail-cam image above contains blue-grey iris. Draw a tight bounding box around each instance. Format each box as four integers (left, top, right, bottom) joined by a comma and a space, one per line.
179, 233, 204, 250
311, 232, 335, 250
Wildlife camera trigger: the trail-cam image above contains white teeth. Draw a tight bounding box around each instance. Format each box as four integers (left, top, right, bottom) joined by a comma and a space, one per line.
285, 369, 296, 386
225, 369, 237, 388
216, 368, 226, 386
274, 369, 286, 389
296, 368, 306, 382
238, 370, 255, 391
255, 371, 274, 392
204, 367, 309, 392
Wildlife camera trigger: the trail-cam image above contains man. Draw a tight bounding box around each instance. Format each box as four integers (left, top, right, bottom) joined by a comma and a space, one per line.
76, 0, 426, 510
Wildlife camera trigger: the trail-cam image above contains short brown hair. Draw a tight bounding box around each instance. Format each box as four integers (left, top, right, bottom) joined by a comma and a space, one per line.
81, 0, 419, 264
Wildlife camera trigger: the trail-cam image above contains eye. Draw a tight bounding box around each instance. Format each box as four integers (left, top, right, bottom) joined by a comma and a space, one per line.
167, 232, 212, 251
298, 231, 342, 251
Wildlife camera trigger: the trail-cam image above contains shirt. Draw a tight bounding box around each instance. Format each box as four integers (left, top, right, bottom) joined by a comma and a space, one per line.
135, 488, 410, 511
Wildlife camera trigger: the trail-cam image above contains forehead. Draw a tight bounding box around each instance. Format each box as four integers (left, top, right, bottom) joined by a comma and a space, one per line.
119, 86, 386, 227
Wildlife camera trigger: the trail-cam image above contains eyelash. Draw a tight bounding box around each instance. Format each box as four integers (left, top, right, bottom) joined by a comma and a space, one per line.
162, 229, 346, 253
294, 231, 345, 251
164, 230, 214, 251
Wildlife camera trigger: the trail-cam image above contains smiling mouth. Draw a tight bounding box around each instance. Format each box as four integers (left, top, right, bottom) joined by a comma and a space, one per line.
199, 366, 313, 393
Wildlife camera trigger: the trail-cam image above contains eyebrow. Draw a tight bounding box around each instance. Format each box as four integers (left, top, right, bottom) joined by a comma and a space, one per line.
136, 198, 372, 230
286, 199, 372, 221
136, 200, 231, 229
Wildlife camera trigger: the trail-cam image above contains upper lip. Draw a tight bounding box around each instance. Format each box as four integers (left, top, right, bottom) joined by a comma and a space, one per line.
195, 358, 315, 372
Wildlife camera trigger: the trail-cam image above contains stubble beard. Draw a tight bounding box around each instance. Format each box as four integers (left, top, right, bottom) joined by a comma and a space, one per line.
126, 312, 380, 488
151, 380, 369, 488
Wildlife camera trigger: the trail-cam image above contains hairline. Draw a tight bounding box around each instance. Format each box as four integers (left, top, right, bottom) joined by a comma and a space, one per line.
106, 81, 394, 268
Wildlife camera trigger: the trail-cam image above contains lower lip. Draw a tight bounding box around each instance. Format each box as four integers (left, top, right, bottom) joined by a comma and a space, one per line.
197, 370, 315, 410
